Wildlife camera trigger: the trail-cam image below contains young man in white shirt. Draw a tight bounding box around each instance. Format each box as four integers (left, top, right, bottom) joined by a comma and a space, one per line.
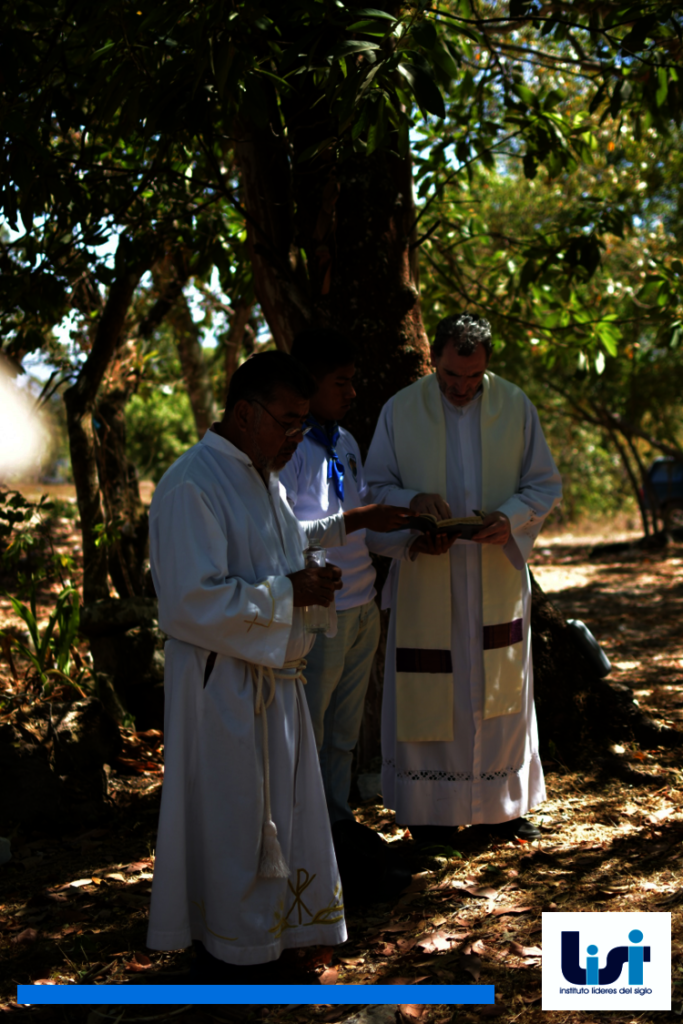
280, 329, 412, 900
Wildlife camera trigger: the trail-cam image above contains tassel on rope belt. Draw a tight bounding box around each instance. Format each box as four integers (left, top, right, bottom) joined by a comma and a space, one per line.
249, 659, 307, 879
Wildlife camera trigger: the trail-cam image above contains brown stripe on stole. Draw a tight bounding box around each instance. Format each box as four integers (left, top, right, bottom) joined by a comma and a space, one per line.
483, 618, 523, 650
396, 648, 453, 673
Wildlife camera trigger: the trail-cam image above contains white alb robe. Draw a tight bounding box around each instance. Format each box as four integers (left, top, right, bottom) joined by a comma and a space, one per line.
365, 387, 562, 827
146, 430, 347, 965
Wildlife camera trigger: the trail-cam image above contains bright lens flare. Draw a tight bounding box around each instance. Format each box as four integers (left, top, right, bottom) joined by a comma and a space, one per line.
0, 371, 48, 480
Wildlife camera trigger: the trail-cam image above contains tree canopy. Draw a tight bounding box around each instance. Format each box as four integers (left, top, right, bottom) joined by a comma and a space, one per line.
2, 0, 683, 595
3, 0, 681, 352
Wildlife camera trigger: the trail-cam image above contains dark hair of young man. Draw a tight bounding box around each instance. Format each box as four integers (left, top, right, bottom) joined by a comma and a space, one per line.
225, 350, 317, 415
290, 328, 357, 381
432, 314, 493, 360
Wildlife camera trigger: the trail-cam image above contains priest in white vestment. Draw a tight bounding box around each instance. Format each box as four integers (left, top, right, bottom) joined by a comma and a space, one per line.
365, 314, 562, 844
146, 351, 409, 981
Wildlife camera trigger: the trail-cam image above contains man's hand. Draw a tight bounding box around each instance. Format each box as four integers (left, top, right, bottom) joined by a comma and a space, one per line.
288, 564, 343, 607
473, 511, 511, 545
410, 531, 458, 558
409, 492, 452, 520
344, 504, 412, 534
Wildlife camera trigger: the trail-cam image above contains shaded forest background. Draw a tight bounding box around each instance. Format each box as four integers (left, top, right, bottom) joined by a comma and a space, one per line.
0, 0, 682, 746
3, 0, 683, 548
3, 1, 683, 1011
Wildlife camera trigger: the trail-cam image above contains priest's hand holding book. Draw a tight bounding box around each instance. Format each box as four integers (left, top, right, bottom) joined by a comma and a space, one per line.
410, 492, 453, 521
407, 494, 457, 558
410, 531, 457, 557
407, 493, 510, 555
472, 510, 511, 545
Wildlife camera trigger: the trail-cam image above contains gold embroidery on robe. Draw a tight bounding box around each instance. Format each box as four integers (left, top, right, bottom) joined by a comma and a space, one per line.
269, 869, 344, 938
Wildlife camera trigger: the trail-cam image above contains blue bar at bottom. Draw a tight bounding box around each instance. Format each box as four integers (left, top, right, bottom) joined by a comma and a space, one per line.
18, 984, 495, 1005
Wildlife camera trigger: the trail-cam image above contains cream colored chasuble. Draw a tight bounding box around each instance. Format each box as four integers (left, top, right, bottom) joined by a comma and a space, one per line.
393, 371, 526, 742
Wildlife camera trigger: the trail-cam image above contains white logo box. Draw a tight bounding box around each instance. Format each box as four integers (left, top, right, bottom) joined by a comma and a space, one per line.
542, 911, 671, 1011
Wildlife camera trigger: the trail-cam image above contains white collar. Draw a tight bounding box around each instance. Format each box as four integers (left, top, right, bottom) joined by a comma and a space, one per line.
441, 388, 483, 416
201, 426, 253, 466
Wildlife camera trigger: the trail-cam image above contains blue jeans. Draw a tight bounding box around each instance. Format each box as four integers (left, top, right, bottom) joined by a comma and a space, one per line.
304, 600, 381, 824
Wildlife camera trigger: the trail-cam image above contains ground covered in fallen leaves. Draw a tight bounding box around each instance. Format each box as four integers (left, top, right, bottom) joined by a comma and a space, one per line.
1, 517, 683, 1024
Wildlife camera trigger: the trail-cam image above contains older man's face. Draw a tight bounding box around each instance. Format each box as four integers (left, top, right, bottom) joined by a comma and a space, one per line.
430, 341, 488, 407
248, 387, 310, 473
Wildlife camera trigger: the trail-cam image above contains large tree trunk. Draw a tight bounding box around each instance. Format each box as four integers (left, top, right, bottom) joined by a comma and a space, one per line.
235, 119, 312, 350
166, 291, 217, 437
223, 297, 255, 396
149, 256, 217, 436
66, 242, 194, 603
94, 373, 149, 599
296, 147, 430, 452
236, 84, 430, 452
233, 70, 434, 783
64, 242, 143, 603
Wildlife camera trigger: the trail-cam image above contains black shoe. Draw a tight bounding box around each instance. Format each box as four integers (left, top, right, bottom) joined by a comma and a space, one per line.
408, 824, 460, 850
488, 817, 540, 840
331, 819, 411, 903
332, 818, 385, 852
190, 941, 281, 984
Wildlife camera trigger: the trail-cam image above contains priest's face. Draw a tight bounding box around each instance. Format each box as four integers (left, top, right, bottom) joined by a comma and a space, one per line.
431, 340, 488, 407
248, 387, 311, 473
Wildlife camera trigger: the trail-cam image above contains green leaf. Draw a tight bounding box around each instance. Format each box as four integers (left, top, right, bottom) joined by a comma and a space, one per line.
588, 81, 607, 114
214, 39, 235, 98
399, 63, 445, 118
637, 277, 663, 303
597, 334, 618, 358
412, 21, 438, 50
297, 136, 337, 163
610, 80, 622, 119
366, 96, 387, 154
91, 40, 116, 60
255, 67, 293, 91
656, 67, 668, 107
513, 81, 535, 107
346, 20, 391, 34
620, 14, 656, 55
352, 101, 372, 140
350, 8, 397, 20
431, 41, 459, 79
331, 40, 380, 58
509, 0, 535, 16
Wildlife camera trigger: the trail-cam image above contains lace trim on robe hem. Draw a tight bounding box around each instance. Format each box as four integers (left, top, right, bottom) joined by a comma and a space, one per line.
383, 752, 541, 783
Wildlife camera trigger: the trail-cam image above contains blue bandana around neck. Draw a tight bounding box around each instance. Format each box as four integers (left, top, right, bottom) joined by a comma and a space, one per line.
306, 418, 345, 502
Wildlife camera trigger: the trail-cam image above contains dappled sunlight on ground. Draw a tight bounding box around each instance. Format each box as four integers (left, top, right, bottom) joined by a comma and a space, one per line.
1, 522, 682, 1023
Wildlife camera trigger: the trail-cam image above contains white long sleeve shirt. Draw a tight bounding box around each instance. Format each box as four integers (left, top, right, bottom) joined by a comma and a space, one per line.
280, 425, 412, 612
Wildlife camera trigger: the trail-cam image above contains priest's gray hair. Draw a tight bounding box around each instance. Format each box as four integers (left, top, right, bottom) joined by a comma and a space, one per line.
432, 314, 492, 359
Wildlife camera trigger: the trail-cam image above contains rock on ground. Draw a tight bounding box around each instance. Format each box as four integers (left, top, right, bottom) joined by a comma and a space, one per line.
0, 697, 121, 830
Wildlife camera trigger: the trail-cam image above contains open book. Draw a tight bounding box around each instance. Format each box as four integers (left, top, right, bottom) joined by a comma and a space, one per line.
406, 512, 485, 539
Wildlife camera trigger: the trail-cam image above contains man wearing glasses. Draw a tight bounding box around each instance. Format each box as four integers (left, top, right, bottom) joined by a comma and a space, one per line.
146, 350, 408, 983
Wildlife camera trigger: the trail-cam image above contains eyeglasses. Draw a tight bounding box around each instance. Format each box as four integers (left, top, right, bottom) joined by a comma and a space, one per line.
251, 400, 312, 438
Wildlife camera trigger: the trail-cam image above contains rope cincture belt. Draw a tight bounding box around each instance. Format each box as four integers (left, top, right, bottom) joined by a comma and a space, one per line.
249, 659, 307, 879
